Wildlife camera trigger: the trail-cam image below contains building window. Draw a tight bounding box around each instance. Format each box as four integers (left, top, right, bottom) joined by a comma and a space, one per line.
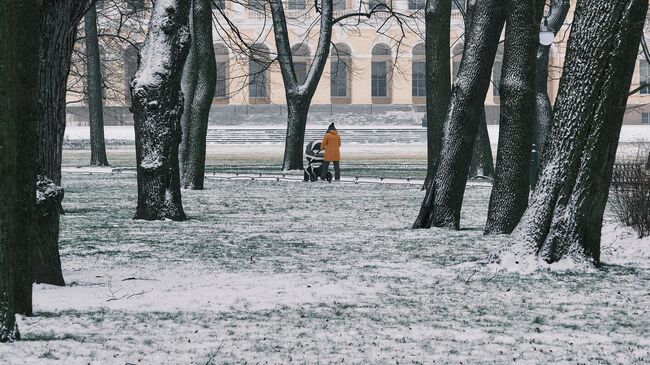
214, 43, 229, 99
249, 44, 269, 100
330, 43, 351, 99
367, 0, 387, 10
333, 0, 346, 10
408, 0, 425, 10
452, 43, 463, 81
123, 45, 140, 105
412, 43, 425, 97
492, 45, 503, 98
291, 43, 311, 85
371, 43, 391, 99
640, 59, 650, 95
126, 0, 145, 12
248, 0, 265, 12
372, 62, 388, 97
643, 112, 650, 124
287, 0, 306, 10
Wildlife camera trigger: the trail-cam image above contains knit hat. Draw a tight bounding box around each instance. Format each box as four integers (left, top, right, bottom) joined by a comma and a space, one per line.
327, 123, 336, 131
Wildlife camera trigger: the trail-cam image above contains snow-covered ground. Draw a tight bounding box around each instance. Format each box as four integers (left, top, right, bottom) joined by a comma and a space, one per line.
64, 125, 650, 143
1, 172, 649, 364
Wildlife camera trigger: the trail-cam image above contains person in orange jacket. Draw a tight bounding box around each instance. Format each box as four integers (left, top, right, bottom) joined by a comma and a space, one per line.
320, 123, 341, 181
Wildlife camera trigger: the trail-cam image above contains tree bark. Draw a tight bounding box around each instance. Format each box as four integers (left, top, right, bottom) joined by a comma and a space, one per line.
36, 0, 91, 286
422, 0, 452, 191
270, 0, 333, 170
414, 0, 506, 229
484, 0, 545, 234
179, 0, 216, 190
0, 0, 40, 340
132, 0, 190, 221
467, 110, 494, 178
84, 2, 110, 167
508, 0, 647, 266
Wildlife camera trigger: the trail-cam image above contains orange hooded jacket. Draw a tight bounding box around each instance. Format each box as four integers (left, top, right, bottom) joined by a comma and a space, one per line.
321, 130, 341, 161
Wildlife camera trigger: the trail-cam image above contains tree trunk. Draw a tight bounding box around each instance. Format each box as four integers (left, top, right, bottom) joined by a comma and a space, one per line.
270, 0, 333, 171
414, 0, 506, 229
0, 0, 40, 340
132, 0, 190, 221
84, 3, 110, 167
485, 0, 544, 234
422, 0, 452, 191
180, 0, 217, 190
532, 0, 570, 186
36, 0, 90, 286
468, 110, 494, 178
507, 0, 647, 266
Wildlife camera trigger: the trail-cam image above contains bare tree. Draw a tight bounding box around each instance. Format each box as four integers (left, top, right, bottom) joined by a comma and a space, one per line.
131, 0, 190, 221
0, 0, 40, 341
421, 0, 452, 190
36, 0, 94, 286
180, 0, 217, 190
504, 0, 647, 266
84, 1, 110, 166
484, 0, 545, 235
414, 0, 506, 229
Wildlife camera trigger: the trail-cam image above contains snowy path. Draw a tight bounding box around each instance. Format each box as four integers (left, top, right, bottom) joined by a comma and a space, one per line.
1, 174, 649, 364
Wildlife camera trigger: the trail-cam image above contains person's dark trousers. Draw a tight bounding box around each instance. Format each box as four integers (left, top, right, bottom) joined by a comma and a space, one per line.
321, 161, 341, 181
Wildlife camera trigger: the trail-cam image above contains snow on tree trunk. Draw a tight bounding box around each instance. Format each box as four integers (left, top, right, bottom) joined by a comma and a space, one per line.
179, 0, 216, 190
131, 0, 190, 221
0, 0, 40, 340
485, 0, 544, 235
84, 3, 110, 167
467, 110, 494, 179
36, 0, 91, 286
421, 0, 452, 192
501, 0, 648, 267
270, 0, 333, 171
414, 0, 506, 229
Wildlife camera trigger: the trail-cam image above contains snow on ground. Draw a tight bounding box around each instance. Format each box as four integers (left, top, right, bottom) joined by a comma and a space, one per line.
1, 171, 649, 364
64, 125, 650, 144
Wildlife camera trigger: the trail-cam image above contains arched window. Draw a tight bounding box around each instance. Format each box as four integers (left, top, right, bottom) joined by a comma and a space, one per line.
640, 58, 650, 95
452, 42, 464, 81
123, 45, 140, 105
214, 43, 229, 100
412, 43, 426, 98
330, 43, 352, 100
291, 43, 311, 85
408, 0, 425, 10
249, 43, 270, 102
371, 43, 391, 101
492, 44, 504, 99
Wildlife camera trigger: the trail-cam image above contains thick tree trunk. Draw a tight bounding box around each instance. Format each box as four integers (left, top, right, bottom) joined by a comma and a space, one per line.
270, 0, 333, 171
179, 0, 217, 190
468, 110, 494, 178
132, 0, 190, 221
0, 0, 39, 340
422, 0, 452, 191
36, 0, 90, 286
485, 0, 544, 234
84, 3, 109, 167
414, 0, 506, 229
507, 0, 647, 266
532, 0, 570, 185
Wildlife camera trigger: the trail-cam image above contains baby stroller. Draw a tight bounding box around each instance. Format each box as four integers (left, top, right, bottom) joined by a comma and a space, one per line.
304, 140, 332, 182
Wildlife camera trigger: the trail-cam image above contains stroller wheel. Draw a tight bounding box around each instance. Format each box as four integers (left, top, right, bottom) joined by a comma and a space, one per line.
327, 172, 333, 182
303, 171, 309, 182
